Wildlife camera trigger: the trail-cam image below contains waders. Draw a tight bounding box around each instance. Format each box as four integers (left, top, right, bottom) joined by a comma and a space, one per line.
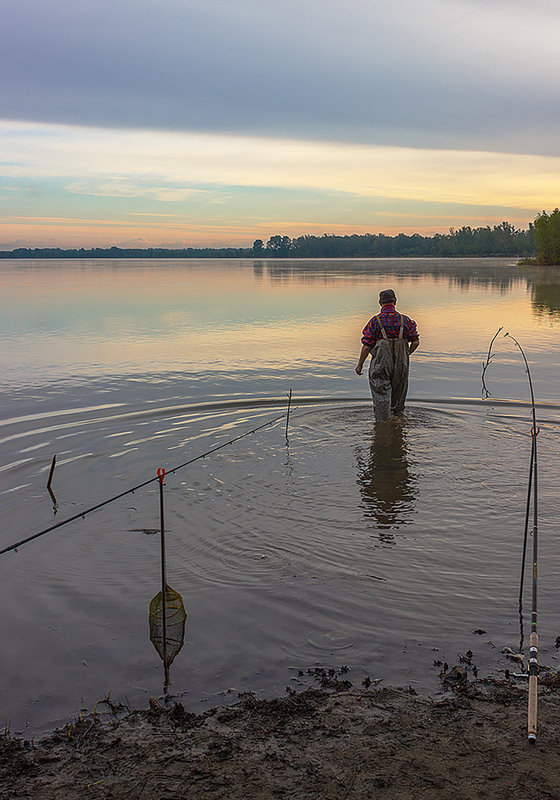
368, 314, 409, 421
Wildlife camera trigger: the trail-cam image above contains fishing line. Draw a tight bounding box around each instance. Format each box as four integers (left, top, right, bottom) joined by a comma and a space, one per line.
0, 408, 288, 557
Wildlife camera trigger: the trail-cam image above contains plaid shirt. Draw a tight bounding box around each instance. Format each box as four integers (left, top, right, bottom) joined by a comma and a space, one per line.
361, 305, 419, 346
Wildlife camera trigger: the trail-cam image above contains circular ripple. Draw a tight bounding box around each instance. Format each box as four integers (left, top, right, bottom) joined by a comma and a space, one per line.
306, 630, 357, 651
176, 531, 294, 588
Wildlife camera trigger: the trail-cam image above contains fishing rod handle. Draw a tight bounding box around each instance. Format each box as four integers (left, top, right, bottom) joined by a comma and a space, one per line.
528, 676, 538, 741
528, 631, 538, 741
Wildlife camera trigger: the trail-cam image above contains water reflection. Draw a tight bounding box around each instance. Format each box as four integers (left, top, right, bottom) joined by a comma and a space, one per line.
355, 417, 417, 540
531, 269, 560, 319
259, 258, 526, 292
148, 586, 187, 691
47, 485, 58, 515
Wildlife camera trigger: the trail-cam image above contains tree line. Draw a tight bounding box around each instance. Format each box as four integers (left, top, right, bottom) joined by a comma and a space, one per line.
257, 222, 534, 258
0, 221, 537, 260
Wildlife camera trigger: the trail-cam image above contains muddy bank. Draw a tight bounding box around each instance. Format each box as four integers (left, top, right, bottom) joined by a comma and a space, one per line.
3, 678, 560, 800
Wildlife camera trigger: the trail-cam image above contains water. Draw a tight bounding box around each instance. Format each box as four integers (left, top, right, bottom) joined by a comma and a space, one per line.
1, 257, 560, 736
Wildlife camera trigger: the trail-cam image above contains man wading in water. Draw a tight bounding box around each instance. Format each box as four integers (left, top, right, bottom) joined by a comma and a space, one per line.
355, 289, 420, 420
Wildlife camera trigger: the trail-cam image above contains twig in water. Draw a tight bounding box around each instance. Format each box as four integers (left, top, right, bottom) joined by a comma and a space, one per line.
46, 454, 57, 490
481, 327, 503, 398
285, 388, 293, 445
46, 454, 58, 514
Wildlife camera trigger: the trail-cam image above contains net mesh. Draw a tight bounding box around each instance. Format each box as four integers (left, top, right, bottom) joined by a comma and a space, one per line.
149, 586, 187, 668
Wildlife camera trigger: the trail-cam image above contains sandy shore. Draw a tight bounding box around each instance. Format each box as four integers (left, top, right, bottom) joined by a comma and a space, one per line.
3, 673, 560, 800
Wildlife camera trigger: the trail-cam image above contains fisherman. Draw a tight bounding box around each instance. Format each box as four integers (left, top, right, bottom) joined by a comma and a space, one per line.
355, 289, 420, 420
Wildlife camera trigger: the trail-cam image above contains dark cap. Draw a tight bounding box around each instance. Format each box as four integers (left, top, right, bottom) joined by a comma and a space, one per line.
379, 289, 396, 305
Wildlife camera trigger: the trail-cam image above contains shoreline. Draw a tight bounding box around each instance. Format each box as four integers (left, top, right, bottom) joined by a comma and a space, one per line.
3, 676, 560, 799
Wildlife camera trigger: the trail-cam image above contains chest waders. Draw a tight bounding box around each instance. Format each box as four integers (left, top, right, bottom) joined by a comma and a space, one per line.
368, 314, 410, 421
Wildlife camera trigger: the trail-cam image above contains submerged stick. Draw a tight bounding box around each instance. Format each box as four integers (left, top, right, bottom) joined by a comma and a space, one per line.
285, 389, 293, 445
46, 455, 57, 490
46, 454, 58, 514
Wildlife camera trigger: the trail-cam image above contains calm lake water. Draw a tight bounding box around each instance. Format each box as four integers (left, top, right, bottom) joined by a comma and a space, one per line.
1, 257, 560, 735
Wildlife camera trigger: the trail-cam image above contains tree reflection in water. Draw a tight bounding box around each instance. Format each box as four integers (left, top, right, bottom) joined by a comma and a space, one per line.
531, 269, 560, 319
355, 417, 417, 542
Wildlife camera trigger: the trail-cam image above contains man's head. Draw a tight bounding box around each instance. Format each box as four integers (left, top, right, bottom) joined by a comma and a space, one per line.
379, 289, 397, 306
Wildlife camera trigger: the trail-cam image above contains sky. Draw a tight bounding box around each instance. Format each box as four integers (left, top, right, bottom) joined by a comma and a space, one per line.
1, 0, 560, 249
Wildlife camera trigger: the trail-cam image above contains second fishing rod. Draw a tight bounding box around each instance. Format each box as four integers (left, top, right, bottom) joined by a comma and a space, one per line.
483, 329, 540, 742
505, 332, 540, 744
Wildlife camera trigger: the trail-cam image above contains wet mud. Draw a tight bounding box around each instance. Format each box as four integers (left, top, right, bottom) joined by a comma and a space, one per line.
3, 676, 560, 800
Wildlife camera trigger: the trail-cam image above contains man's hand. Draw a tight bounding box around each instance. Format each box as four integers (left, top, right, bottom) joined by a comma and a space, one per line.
355, 344, 372, 375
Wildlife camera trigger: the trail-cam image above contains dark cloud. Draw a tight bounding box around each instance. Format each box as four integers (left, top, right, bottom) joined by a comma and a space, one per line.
2, 0, 560, 155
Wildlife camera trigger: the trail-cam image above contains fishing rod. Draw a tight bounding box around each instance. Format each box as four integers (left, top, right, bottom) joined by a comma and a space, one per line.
483, 329, 540, 742
517, 432, 535, 653
0, 408, 289, 558
504, 332, 539, 743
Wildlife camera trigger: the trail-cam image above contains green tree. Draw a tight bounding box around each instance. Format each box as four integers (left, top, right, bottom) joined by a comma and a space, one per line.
534, 209, 560, 264
252, 238, 264, 254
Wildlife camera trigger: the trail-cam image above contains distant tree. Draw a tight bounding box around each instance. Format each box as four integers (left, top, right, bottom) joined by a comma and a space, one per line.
266, 235, 292, 255
533, 209, 560, 265
252, 238, 264, 254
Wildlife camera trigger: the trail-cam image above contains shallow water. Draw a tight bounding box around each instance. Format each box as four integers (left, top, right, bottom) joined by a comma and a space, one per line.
1, 257, 560, 735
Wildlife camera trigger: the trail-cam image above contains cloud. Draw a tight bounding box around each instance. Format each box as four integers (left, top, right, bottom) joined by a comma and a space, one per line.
2, 120, 559, 212
1, 0, 560, 155
65, 179, 213, 202
125, 212, 184, 218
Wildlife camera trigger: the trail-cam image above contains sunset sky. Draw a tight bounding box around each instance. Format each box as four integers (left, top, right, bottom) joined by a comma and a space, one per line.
2, 0, 560, 249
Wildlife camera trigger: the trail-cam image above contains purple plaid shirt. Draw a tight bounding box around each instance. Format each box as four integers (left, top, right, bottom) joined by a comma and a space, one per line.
361, 304, 419, 346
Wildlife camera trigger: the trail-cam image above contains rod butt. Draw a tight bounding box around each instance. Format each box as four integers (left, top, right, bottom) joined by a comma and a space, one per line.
528, 670, 538, 742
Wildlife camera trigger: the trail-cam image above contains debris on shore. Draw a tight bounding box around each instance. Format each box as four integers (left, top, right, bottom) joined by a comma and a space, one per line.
3, 675, 560, 799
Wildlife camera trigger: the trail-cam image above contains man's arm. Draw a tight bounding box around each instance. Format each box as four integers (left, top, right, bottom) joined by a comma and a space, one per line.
355, 344, 372, 375
409, 339, 420, 355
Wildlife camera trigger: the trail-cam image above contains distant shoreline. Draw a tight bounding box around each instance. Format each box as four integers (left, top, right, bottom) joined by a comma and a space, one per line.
0, 250, 533, 260
0, 223, 536, 260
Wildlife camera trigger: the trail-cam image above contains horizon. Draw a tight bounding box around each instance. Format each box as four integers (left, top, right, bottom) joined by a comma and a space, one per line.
0, 219, 535, 254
